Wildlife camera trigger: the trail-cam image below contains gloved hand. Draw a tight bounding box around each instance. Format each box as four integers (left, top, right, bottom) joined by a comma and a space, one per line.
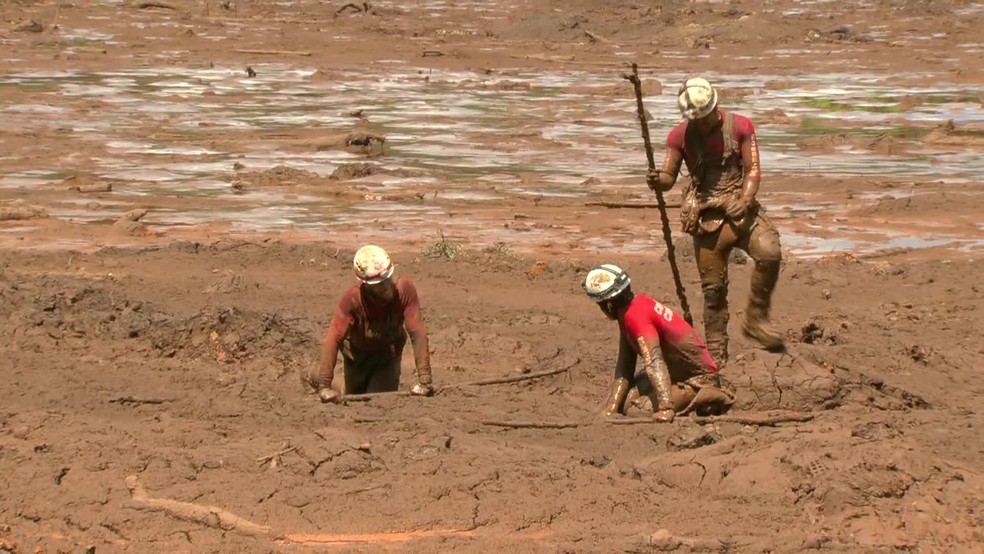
318, 388, 341, 403
410, 383, 434, 397
646, 168, 662, 192
652, 408, 675, 423
726, 197, 749, 220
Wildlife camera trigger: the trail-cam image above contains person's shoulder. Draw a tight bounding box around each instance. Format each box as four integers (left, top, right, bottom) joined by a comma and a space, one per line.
667, 120, 688, 143
338, 285, 361, 308
729, 111, 755, 133
627, 294, 656, 316
395, 277, 420, 298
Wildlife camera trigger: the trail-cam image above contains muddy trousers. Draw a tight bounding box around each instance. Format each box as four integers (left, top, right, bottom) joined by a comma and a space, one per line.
343, 353, 401, 395
694, 212, 783, 366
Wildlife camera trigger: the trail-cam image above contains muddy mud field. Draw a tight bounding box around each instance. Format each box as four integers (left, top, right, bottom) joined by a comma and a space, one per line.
2, 1, 983, 552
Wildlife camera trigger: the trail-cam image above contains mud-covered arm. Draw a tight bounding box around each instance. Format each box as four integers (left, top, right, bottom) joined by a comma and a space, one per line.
739, 125, 762, 204
604, 334, 638, 415
647, 129, 685, 193
401, 281, 432, 385
614, 334, 637, 382
318, 298, 354, 389
635, 335, 674, 412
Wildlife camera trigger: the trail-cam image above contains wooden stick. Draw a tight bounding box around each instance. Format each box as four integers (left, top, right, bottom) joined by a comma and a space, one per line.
341, 390, 411, 402
444, 361, 577, 389
481, 420, 580, 429
335, 2, 363, 15
109, 396, 170, 405
622, 63, 694, 326
125, 475, 274, 537
585, 201, 682, 209
126, 475, 472, 544
233, 49, 312, 57
137, 1, 178, 9
255, 446, 298, 465
608, 411, 815, 426
584, 30, 610, 44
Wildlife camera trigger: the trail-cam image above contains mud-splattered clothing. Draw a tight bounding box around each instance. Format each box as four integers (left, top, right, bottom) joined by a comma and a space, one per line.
318, 278, 431, 390
661, 110, 761, 235
617, 294, 718, 381
654, 108, 783, 364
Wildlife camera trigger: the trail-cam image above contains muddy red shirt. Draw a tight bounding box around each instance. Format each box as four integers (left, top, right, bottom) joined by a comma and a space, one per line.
618, 294, 718, 376
665, 110, 757, 169
319, 277, 430, 386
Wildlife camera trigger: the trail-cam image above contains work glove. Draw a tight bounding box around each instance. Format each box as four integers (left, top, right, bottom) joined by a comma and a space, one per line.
318, 388, 341, 403
652, 408, 676, 423
646, 168, 662, 192
726, 197, 750, 220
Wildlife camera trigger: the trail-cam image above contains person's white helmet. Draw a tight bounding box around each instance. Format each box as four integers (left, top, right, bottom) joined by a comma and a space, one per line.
353, 244, 394, 284
677, 77, 718, 120
583, 264, 631, 303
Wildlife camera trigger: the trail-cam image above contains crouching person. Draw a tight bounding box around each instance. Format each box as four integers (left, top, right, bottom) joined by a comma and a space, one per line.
306, 245, 434, 402
583, 264, 735, 422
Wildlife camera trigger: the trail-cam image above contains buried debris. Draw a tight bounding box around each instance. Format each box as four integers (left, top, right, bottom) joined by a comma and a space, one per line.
444, 363, 576, 388
610, 410, 816, 427
482, 420, 580, 429
125, 475, 274, 537
125, 475, 472, 544
0, 204, 48, 221
479, 410, 815, 431
256, 442, 299, 467
108, 396, 171, 406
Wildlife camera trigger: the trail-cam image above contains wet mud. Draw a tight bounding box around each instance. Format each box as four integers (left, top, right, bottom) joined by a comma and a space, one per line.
1, 1, 983, 552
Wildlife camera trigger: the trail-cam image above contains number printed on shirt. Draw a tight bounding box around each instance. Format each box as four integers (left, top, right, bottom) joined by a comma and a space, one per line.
653, 301, 674, 322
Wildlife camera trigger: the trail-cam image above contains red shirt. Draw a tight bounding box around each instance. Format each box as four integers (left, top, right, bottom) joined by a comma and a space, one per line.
319, 277, 430, 386
666, 110, 755, 157
619, 294, 718, 374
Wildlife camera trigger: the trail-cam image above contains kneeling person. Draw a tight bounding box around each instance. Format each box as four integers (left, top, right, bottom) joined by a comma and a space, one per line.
308, 245, 433, 402
583, 264, 733, 422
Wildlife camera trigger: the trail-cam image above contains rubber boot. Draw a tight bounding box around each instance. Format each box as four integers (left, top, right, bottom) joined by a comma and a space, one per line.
742, 259, 785, 351
702, 283, 730, 366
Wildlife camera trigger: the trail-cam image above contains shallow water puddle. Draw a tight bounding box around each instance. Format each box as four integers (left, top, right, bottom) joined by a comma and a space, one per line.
1, 63, 981, 256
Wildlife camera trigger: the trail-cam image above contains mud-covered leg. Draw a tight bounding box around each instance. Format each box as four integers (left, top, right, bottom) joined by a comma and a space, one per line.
366, 356, 401, 393
740, 214, 785, 351
694, 232, 733, 366
342, 356, 372, 395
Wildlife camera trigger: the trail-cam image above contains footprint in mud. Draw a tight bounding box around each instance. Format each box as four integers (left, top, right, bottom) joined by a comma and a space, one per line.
806, 458, 830, 478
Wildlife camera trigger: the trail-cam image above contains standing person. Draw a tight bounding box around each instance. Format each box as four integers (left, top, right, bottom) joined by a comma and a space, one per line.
647, 77, 785, 365
583, 264, 734, 422
306, 245, 434, 402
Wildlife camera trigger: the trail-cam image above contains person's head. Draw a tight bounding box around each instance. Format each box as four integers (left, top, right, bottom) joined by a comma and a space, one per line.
353, 244, 396, 302
583, 264, 634, 320
677, 77, 720, 135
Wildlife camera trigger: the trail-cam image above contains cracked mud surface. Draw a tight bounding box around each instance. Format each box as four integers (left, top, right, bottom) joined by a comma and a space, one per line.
2, 243, 983, 552
2, 0, 984, 552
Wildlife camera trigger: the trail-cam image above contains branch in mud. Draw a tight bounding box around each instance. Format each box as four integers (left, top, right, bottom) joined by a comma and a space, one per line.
443, 358, 578, 389
341, 390, 412, 402
609, 410, 815, 427
125, 475, 276, 537
136, 2, 178, 10
585, 201, 682, 209
108, 396, 171, 406
125, 475, 472, 544
481, 420, 580, 429
255, 446, 299, 467
233, 49, 312, 57
477, 411, 815, 430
